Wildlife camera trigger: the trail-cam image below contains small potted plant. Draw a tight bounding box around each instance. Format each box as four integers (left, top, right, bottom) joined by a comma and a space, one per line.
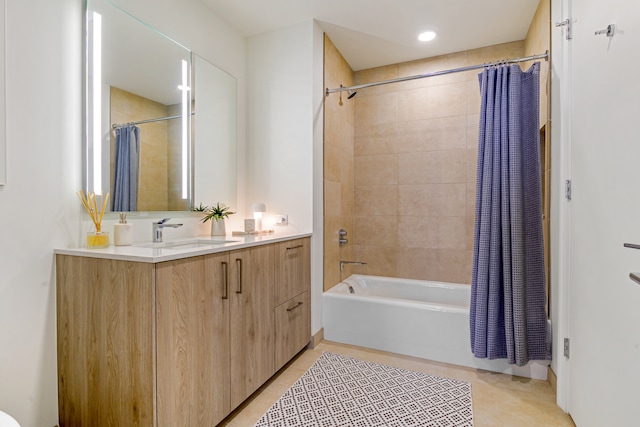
201, 202, 235, 236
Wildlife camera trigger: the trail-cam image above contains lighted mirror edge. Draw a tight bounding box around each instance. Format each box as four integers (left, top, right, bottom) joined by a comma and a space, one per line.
83, 0, 237, 213
92, 11, 102, 195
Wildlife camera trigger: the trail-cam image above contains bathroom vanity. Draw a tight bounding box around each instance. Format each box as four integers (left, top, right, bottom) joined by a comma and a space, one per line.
55, 233, 311, 426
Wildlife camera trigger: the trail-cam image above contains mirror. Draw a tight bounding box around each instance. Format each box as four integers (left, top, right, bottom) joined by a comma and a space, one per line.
85, 0, 237, 212
192, 55, 237, 209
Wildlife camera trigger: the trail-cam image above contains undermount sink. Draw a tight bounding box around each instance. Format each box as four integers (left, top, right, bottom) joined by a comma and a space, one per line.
136, 239, 238, 249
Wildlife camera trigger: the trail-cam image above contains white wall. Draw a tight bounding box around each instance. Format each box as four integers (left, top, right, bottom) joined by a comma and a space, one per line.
0, 1, 82, 425
246, 21, 314, 232
0, 1, 246, 425
246, 20, 322, 334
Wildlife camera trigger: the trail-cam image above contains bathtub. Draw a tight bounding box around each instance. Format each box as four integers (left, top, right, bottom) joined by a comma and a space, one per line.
322, 274, 550, 380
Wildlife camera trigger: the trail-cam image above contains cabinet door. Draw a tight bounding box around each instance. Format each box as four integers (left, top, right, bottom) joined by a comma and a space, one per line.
156, 253, 231, 426
56, 256, 155, 427
275, 291, 311, 370
273, 237, 310, 306
229, 245, 275, 409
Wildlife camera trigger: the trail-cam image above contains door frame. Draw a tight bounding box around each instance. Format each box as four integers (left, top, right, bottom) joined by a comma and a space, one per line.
549, 0, 572, 413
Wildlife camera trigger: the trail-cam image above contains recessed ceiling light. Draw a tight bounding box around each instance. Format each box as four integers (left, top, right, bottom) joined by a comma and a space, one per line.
418, 31, 436, 42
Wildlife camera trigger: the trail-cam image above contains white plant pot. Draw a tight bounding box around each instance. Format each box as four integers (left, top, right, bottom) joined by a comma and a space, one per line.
210, 218, 226, 236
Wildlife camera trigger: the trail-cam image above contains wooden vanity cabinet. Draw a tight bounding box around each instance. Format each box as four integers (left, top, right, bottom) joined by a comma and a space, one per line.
274, 238, 311, 370
155, 252, 231, 426
228, 244, 275, 408
56, 237, 308, 427
56, 256, 156, 427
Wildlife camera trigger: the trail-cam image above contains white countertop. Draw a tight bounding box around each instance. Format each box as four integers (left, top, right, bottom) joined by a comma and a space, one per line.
55, 230, 312, 263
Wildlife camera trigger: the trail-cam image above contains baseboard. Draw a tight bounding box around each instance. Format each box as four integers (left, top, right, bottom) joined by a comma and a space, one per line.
548, 366, 558, 394
308, 328, 324, 349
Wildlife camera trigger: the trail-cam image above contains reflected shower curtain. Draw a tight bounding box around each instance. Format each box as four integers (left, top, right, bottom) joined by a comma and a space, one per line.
470, 62, 550, 366
112, 125, 140, 211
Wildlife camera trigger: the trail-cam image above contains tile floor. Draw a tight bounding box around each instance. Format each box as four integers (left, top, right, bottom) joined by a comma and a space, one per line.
220, 341, 576, 427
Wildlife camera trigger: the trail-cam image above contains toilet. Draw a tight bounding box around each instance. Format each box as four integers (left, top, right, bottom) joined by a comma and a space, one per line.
0, 411, 20, 427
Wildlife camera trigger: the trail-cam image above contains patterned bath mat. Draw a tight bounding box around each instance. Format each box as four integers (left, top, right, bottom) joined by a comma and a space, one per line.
254, 352, 473, 427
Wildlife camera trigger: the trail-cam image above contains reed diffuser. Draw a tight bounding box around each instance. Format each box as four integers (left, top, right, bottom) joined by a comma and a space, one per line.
76, 191, 110, 248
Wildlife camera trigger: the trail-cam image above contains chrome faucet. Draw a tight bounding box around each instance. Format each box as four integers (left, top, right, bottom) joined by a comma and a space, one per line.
152, 218, 183, 243
340, 260, 367, 271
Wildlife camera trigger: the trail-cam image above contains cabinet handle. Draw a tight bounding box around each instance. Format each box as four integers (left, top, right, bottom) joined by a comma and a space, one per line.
286, 301, 303, 312
236, 258, 243, 294
221, 261, 229, 300
286, 244, 304, 251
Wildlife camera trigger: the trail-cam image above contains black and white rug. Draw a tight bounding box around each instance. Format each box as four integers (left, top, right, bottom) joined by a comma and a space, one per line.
254, 352, 473, 427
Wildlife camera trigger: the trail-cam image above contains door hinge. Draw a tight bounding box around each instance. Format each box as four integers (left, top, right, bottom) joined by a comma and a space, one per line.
564, 338, 570, 358
565, 179, 572, 200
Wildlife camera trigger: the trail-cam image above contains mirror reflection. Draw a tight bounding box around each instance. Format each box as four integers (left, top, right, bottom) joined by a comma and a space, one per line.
193, 55, 237, 209
85, 0, 237, 212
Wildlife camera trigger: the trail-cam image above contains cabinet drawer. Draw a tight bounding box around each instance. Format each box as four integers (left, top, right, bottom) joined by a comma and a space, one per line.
274, 291, 310, 370
274, 237, 310, 307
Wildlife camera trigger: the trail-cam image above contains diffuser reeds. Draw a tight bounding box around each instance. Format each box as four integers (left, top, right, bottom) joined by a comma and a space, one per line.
76, 191, 110, 233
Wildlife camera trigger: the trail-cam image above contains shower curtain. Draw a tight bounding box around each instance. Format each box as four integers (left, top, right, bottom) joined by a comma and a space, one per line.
470, 62, 550, 366
112, 124, 140, 211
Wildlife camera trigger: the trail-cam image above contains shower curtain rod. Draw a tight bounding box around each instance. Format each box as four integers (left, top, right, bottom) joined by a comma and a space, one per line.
325, 50, 549, 96
111, 112, 195, 129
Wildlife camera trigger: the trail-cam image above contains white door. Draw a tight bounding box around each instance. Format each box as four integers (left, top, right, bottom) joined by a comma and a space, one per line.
569, 1, 640, 425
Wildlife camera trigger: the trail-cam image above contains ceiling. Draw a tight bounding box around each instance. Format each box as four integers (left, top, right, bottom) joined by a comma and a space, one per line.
200, 0, 540, 71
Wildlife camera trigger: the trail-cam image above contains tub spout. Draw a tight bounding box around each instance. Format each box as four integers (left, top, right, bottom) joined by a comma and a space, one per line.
340, 260, 367, 271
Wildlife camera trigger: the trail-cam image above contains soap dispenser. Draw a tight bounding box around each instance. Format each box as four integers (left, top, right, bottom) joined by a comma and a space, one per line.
114, 213, 133, 246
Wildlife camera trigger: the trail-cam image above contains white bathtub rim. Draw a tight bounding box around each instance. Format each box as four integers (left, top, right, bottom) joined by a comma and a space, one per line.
324, 286, 469, 314
340, 274, 471, 293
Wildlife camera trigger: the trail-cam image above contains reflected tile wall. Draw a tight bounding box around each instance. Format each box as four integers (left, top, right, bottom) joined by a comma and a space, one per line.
351, 41, 525, 285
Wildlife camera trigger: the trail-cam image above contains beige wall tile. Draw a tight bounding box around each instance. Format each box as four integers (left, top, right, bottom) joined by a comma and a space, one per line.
398, 150, 466, 184
466, 114, 480, 149
353, 216, 397, 247
355, 92, 399, 129
324, 247, 341, 291
467, 41, 525, 65
398, 184, 466, 217
324, 35, 355, 289
336, 246, 355, 281
324, 215, 353, 251
355, 154, 398, 186
353, 245, 397, 278
395, 247, 440, 281
396, 248, 471, 284
397, 216, 467, 250
354, 120, 403, 140
324, 180, 342, 216
353, 64, 399, 96
325, 144, 352, 183
395, 116, 467, 154
398, 51, 472, 89
398, 83, 467, 122
325, 91, 355, 128
466, 147, 478, 185
325, 111, 355, 154
342, 181, 355, 218
354, 185, 398, 217
466, 79, 482, 115
355, 133, 399, 156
